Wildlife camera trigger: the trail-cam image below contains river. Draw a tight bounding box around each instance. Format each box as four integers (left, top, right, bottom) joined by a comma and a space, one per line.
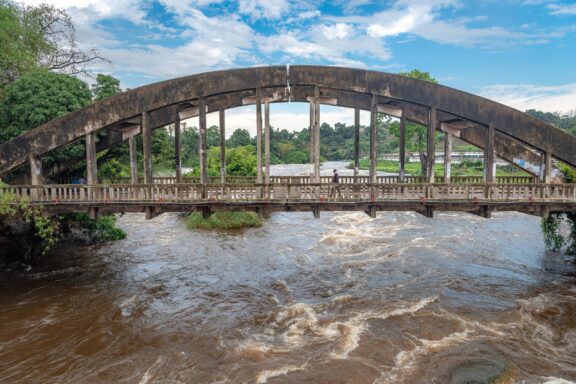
0, 162, 574, 383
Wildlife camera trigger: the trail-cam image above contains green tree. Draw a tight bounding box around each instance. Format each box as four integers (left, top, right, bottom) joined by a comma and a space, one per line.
0, 70, 92, 147
227, 128, 252, 147
92, 74, 121, 101
0, 1, 106, 89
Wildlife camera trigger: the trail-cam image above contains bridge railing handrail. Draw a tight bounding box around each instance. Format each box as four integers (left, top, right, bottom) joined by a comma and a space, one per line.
1, 182, 575, 204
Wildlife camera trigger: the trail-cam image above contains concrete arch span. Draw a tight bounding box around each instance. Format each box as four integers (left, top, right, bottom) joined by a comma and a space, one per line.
1, 65, 574, 181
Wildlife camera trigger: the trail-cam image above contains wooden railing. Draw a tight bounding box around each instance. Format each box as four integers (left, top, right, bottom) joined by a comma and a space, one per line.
75, 175, 536, 185
2, 183, 574, 204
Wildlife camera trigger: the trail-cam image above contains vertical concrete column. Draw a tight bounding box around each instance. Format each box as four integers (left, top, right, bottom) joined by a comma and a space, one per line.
540, 151, 552, 184
29, 155, 43, 186
313, 86, 321, 183
444, 132, 452, 184
369, 93, 378, 184
174, 110, 182, 183
264, 101, 271, 184
354, 107, 360, 178
256, 88, 263, 185
219, 109, 226, 184
426, 106, 437, 184
309, 102, 315, 165
399, 108, 406, 182
129, 135, 138, 184
484, 123, 495, 183
85, 132, 98, 185
199, 96, 207, 185
142, 111, 153, 184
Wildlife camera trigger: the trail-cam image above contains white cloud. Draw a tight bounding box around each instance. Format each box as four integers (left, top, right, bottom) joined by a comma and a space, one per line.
548, 3, 576, 15
479, 83, 576, 113
238, 0, 291, 19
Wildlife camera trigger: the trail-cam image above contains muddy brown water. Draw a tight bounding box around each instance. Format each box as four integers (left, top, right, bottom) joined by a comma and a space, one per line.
0, 163, 575, 384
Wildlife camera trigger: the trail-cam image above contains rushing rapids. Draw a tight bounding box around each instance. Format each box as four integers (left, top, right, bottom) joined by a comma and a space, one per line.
0, 163, 574, 384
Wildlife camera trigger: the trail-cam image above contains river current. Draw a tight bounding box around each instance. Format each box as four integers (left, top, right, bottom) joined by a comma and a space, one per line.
0, 162, 575, 383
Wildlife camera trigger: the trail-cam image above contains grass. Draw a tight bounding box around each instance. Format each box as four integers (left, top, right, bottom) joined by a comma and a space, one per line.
351, 159, 529, 177
185, 211, 263, 230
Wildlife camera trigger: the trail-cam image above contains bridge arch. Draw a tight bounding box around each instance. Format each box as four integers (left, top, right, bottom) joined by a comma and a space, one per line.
0, 65, 574, 184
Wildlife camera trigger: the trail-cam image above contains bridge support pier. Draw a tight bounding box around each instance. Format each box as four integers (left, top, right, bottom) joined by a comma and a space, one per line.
200, 206, 211, 219
88, 206, 99, 220
365, 205, 377, 218
399, 107, 406, 182
313, 86, 321, 184
354, 107, 360, 178
199, 96, 208, 187
175, 109, 182, 183
129, 136, 138, 184
86, 133, 97, 185
219, 109, 226, 184
264, 101, 271, 184
426, 106, 437, 184
369, 93, 377, 184
417, 206, 434, 218
29, 154, 43, 186
444, 132, 452, 184
145, 206, 162, 220
142, 111, 153, 184
312, 205, 320, 219
540, 151, 552, 184
484, 123, 495, 183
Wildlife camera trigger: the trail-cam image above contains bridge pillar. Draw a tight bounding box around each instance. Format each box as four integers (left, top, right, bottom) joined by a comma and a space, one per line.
199, 96, 207, 186
309, 101, 314, 165
399, 107, 406, 182
444, 132, 452, 184
484, 123, 495, 183
264, 101, 271, 184
370, 93, 378, 185
354, 107, 360, 178
174, 109, 182, 183
540, 151, 552, 184
142, 111, 153, 184
29, 154, 43, 186
219, 109, 226, 184
313, 86, 321, 184
426, 106, 437, 184
85, 132, 97, 185
129, 136, 138, 184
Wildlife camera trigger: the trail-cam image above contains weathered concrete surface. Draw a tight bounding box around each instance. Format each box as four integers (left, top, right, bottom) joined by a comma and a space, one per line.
1, 66, 574, 179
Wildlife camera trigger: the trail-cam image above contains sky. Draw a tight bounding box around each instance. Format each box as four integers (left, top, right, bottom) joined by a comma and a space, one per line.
18, 0, 576, 135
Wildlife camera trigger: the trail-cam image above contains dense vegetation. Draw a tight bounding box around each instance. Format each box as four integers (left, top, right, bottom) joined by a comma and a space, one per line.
185, 211, 262, 230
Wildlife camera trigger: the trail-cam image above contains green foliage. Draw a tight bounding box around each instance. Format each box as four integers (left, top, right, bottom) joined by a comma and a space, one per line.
0, 188, 60, 259
566, 213, 576, 255
92, 74, 121, 101
227, 128, 253, 148
558, 163, 576, 183
0, 70, 92, 143
200, 145, 257, 177
185, 211, 262, 230
98, 158, 129, 179
66, 213, 127, 243
541, 213, 565, 252
397, 69, 438, 83
526, 109, 576, 137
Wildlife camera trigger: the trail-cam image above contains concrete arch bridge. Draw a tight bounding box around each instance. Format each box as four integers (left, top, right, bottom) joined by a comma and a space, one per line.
0, 66, 575, 219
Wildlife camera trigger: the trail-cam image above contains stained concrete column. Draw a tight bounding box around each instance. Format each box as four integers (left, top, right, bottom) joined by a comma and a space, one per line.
142, 111, 153, 184
256, 88, 263, 185
540, 151, 552, 184
444, 132, 452, 184
219, 109, 226, 184
174, 110, 182, 183
264, 101, 271, 184
129, 136, 138, 184
85, 133, 97, 185
426, 106, 437, 184
354, 107, 360, 178
369, 93, 378, 184
313, 86, 320, 183
309, 102, 314, 165
199, 96, 207, 185
399, 108, 406, 182
29, 155, 43, 186
484, 123, 495, 183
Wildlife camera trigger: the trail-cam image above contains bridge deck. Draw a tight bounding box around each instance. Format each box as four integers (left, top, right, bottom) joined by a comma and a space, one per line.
2, 182, 575, 218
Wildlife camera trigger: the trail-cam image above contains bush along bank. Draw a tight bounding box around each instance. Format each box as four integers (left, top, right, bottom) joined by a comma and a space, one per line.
185, 211, 263, 230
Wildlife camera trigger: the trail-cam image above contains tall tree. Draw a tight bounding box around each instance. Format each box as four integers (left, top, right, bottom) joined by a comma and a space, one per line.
92, 74, 121, 101
0, 1, 107, 89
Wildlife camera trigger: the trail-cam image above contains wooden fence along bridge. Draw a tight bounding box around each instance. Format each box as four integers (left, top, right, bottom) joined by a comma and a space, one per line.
0, 66, 575, 219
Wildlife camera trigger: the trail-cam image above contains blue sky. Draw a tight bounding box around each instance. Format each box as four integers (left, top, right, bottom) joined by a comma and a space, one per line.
22, 0, 576, 132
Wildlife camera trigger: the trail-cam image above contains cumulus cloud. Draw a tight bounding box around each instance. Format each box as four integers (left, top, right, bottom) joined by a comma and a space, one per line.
480, 83, 576, 113
548, 3, 576, 15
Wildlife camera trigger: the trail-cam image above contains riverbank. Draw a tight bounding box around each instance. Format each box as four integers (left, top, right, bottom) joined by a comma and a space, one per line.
349, 158, 528, 177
